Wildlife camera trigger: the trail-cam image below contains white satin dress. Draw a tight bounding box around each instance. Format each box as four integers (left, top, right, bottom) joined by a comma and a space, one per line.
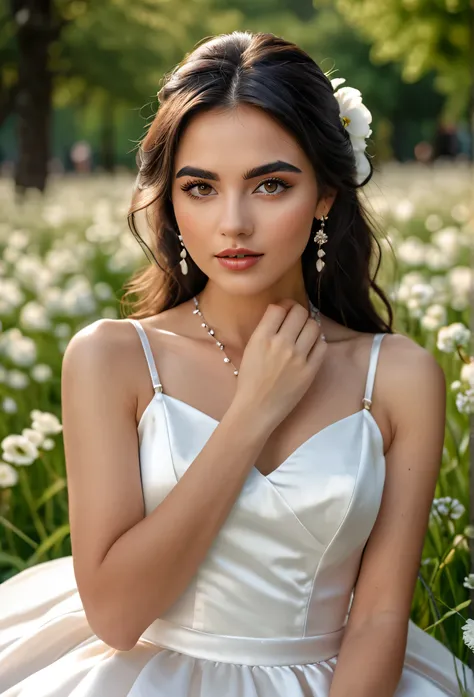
1, 320, 473, 696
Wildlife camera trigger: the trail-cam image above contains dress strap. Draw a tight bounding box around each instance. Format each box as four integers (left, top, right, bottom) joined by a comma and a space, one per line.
127, 319, 163, 393
362, 333, 386, 411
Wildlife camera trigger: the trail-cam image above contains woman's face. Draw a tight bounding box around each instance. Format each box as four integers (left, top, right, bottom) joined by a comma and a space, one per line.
171, 104, 334, 296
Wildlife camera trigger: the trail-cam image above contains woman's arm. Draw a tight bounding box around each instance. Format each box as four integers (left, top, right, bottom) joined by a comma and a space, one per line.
62, 320, 272, 652
328, 334, 446, 697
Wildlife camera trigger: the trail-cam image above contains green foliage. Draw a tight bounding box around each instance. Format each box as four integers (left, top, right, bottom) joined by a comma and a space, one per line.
331, 0, 470, 119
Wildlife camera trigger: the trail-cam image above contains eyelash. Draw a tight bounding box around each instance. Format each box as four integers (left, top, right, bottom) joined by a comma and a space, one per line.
180, 176, 293, 200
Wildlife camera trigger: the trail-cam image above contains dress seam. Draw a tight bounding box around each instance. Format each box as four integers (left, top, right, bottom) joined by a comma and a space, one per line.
302, 423, 366, 636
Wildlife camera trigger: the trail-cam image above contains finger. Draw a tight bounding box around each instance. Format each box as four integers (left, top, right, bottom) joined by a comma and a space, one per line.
276, 298, 299, 312
277, 303, 311, 342
255, 303, 293, 337
294, 318, 322, 357
306, 331, 327, 367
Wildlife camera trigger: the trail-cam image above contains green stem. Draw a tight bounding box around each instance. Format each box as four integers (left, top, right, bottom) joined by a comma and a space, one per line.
18, 469, 48, 542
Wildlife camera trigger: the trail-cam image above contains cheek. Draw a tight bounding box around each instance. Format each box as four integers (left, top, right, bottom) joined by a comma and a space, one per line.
268, 198, 314, 247
172, 202, 208, 239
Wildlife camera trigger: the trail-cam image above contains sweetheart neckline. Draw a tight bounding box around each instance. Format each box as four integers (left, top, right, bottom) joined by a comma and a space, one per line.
137, 391, 386, 480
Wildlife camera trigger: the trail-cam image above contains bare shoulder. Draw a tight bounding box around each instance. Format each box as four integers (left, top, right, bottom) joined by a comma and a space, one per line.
379, 332, 445, 389
63, 318, 142, 385
64, 317, 136, 358
378, 332, 446, 438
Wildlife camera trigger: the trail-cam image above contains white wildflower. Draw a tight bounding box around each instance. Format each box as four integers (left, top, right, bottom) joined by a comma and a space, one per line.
30, 363, 53, 383
2, 397, 17, 413
411, 283, 435, 306
62, 276, 96, 316
41, 438, 55, 451
22, 428, 44, 447
397, 237, 426, 266
393, 199, 414, 222
44, 248, 81, 276
0, 278, 25, 312
6, 369, 29, 390
424, 246, 452, 271
461, 362, 474, 388
30, 410, 63, 435
431, 496, 465, 521
437, 323, 471, 353
19, 301, 52, 332
8, 230, 29, 250
463, 574, 474, 590
15, 256, 53, 294
1, 434, 39, 465
432, 226, 461, 258
421, 304, 447, 332
462, 619, 474, 652
0, 462, 19, 488
447, 267, 473, 311
456, 389, 474, 415
2, 332, 37, 367
41, 286, 64, 316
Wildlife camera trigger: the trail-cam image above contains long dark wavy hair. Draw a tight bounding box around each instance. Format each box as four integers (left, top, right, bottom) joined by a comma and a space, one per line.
121, 30, 394, 334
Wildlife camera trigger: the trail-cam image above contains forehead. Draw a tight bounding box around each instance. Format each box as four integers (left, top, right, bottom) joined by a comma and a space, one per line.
173, 104, 307, 173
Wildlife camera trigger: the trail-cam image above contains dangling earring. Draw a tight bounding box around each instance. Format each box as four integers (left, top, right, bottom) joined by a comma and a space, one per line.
178, 234, 188, 275
314, 215, 329, 273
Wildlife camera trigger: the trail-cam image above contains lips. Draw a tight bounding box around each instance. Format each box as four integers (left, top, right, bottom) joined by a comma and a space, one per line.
215, 247, 263, 257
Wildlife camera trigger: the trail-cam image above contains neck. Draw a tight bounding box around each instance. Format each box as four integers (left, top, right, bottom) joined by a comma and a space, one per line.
194, 279, 315, 352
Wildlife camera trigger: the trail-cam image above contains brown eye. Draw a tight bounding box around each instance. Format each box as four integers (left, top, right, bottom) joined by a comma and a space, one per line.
263, 181, 279, 194
196, 184, 212, 195
255, 177, 292, 196
180, 180, 215, 199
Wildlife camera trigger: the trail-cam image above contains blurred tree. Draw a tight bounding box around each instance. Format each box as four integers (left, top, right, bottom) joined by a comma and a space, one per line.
328, 0, 470, 121
1, 0, 67, 193
0, 0, 238, 191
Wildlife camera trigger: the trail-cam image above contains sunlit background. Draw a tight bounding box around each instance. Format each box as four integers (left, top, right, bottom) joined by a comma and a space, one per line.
0, 0, 473, 685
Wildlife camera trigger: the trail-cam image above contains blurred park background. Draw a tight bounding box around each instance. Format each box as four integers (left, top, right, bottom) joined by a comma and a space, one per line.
1, 0, 474, 687
0, 0, 472, 185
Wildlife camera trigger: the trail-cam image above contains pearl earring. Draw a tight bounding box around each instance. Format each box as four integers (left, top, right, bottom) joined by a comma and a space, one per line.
178, 234, 188, 275
314, 215, 329, 273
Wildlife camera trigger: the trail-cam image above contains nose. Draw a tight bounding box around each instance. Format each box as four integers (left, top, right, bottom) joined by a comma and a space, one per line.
217, 195, 253, 238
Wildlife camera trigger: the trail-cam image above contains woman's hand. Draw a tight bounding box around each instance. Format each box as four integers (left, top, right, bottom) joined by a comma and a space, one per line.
232, 299, 327, 432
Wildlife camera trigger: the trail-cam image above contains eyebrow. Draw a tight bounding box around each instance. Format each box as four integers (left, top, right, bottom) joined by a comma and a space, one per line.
175, 160, 302, 181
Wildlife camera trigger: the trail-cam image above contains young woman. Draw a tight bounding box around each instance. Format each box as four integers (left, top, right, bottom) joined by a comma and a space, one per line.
1, 30, 473, 697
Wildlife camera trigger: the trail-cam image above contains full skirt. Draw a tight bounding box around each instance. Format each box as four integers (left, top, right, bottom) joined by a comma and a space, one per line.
1, 557, 473, 696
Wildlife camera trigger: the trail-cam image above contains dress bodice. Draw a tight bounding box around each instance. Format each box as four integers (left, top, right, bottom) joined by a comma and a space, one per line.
128, 319, 386, 660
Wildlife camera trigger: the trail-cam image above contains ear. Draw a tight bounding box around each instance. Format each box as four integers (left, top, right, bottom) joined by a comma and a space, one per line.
315, 188, 338, 219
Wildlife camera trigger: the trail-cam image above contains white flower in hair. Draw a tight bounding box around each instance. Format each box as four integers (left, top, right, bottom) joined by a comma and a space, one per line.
330, 77, 372, 185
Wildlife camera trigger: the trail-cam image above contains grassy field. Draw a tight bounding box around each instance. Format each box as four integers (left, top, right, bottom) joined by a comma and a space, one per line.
0, 162, 473, 686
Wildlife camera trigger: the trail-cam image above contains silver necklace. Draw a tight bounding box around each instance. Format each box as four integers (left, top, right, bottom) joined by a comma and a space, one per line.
192, 295, 322, 377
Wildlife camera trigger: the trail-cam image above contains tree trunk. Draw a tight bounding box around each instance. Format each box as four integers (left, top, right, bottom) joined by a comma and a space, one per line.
13, 0, 55, 194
